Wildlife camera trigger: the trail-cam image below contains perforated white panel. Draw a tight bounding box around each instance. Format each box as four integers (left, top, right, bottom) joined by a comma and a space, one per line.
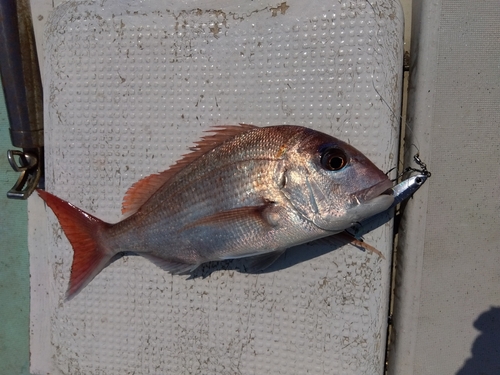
31, 1, 402, 374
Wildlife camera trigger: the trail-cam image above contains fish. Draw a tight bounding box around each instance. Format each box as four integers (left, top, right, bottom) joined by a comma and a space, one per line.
38, 124, 394, 299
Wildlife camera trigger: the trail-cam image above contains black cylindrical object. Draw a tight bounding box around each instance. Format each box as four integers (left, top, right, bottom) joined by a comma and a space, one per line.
0, 0, 43, 149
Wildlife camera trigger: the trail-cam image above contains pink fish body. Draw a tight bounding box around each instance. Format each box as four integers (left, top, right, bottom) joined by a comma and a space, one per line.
39, 125, 394, 298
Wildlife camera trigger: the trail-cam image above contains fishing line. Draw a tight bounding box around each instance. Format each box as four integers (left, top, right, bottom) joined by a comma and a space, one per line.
369, 73, 428, 180
364, 0, 420, 156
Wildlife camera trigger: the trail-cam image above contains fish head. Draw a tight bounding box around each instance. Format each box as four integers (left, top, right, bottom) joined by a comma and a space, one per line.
280, 128, 394, 232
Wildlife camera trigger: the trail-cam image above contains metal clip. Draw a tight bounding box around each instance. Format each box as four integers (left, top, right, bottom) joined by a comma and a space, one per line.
401, 154, 432, 178
7, 148, 42, 199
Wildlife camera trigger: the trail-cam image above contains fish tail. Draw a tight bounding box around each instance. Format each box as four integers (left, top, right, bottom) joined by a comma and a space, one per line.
37, 189, 114, 299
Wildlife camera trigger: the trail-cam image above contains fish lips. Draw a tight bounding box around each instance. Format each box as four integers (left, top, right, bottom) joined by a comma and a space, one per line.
339, 179, 394, 226
354, 179, 394, 203
311, 179, 394, 233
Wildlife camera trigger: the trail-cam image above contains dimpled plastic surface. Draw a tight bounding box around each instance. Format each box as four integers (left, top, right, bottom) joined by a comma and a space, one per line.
34, 1, 402, 374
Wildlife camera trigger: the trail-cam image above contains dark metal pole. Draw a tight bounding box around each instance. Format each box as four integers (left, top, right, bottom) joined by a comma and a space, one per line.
0, 0, 44, 199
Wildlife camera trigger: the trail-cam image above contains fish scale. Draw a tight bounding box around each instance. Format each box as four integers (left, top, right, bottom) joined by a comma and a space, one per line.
38, 124, 394, 299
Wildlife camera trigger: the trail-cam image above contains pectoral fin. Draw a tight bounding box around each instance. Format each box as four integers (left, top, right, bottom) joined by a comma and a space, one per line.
180, 202, 282, 232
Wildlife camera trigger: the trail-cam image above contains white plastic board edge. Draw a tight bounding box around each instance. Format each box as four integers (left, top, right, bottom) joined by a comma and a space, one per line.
28, 1, 404, 374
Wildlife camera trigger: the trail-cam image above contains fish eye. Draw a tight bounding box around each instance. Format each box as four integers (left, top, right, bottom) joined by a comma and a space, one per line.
320, 148, 348, 171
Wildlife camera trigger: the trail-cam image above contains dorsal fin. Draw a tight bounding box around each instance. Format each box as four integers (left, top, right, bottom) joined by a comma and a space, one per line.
189, 124, 257, 154
121, 124, 258, 216
121, 171, 174, 216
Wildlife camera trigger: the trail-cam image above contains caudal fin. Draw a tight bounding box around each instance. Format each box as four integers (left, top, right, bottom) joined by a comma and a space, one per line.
37, 189, 114, 299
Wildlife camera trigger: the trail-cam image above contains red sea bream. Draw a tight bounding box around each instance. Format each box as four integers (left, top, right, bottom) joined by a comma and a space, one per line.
38, 125, 394, 299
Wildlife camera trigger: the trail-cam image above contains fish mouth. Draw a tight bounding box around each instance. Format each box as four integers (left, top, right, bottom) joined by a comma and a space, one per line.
355, 179, 394, 203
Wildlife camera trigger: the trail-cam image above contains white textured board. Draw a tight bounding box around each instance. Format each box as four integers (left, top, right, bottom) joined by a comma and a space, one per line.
31, 1, 403, 374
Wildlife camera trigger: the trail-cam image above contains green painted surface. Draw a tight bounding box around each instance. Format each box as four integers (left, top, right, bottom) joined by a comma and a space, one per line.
0, 77, 31, 374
